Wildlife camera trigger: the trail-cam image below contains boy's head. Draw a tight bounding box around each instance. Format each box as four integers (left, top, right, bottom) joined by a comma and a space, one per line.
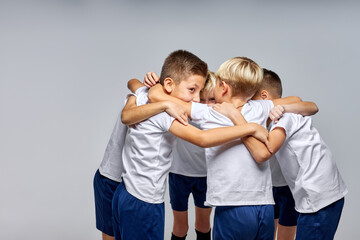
252, 68, 282, 100
200, 71, 216, 104
214, 57, 263, 103
159, 50, 208, 102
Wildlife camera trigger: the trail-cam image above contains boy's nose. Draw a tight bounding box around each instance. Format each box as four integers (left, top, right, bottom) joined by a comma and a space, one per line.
192, 95, 200, 103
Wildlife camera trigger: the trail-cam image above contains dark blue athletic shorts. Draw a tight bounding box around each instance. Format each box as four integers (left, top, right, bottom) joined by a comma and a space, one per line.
296, 197, 344, 240
273, 186, 298, 226
213, 205, 274, 240
112, 182, 165, 240
169, 172, 210, 211
93, 169, 120, 236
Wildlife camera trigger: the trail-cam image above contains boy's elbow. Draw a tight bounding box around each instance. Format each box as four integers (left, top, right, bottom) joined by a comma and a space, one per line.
253, 150, 272, 163
313, 104, 319, 114
121, 111, 130, 125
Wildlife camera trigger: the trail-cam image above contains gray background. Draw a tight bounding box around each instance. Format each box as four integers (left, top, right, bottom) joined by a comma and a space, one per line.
1, 0, 359, 239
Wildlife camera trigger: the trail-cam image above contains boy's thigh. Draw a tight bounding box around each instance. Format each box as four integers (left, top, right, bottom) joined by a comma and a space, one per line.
113, 182, 165, 240
296, 198, 344, 240
213, 205, 274, 240
273, 186, 298, 226
169, 173, 194, 211
93, 169, 120, 236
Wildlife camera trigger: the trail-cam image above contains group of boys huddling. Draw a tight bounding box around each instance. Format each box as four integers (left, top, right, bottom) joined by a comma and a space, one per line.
93, 50, 347, 240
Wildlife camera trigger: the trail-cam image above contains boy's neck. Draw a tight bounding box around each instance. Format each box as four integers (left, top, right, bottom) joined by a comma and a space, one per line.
229, 96, 249, 109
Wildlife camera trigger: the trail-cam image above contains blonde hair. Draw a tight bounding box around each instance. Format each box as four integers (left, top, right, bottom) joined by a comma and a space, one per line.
216, 57, 263, 99
203, 71, 216, 93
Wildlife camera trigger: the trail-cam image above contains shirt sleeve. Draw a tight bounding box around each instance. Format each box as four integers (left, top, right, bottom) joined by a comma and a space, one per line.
261, 100, 275, 117
155, 112, 176, 131
134, 86, 149, 106
270, 113, 295, 139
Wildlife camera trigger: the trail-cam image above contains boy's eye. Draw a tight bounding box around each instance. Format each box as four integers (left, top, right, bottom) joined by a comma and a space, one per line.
189, 88, 195, 92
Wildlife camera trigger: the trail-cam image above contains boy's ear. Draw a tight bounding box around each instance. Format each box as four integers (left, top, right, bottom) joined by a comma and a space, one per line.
260, 90, 270, 100
221, 81, 230, 96
163, 78, 175, 94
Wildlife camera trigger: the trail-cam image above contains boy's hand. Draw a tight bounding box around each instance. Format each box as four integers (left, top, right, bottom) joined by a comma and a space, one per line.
249, 123, 273, 153
164, 101, 188, 126
144, 72, 160, 88
269, 105, 285, 123
212, 102, 239, 120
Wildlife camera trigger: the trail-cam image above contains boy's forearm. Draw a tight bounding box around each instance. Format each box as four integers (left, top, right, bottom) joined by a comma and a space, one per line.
148, 84, 192, 117
228, 110, 272, 163
169, 120, 256, 148
283, 101, 319, 116
121, 97, 168, 125
127, 79, 145, 93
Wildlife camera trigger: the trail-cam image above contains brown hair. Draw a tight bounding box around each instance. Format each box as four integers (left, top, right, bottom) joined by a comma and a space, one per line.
159, 50, 208, 85
216, 57, 263, 99
258, 68, 283, 98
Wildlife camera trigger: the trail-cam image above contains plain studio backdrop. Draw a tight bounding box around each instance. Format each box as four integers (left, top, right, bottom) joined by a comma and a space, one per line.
1, 0, 359, 239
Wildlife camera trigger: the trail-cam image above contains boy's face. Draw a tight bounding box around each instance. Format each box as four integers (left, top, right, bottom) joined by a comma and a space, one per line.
200, 89, 215, 104
171, 74, 206, 102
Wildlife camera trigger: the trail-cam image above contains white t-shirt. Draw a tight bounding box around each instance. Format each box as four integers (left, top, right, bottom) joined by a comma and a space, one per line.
191, 100, 275, 207
122, 86, 176, 204
271, 113, 348, 213
269, 156, 288, 187
170, 121, 207, 177
98, 94, 133, 182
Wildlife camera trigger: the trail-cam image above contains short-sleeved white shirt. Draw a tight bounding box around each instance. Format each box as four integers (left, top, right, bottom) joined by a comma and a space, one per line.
170, 121, 207, 177
191, 100, 275, 207
122, 87, 176, 204
271, 113, 348, 213
98, 94, 134, 182
269, 156, 288, 187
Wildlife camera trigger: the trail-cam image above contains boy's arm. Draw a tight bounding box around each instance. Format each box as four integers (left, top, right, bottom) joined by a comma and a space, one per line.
128, 78, 145, 93
121, 79, 188, 126
212, 102, 274, 163
169, 119, 270, 148
121, 96, 188, 126
270, 101, 318, 123
148, 84, 193, 117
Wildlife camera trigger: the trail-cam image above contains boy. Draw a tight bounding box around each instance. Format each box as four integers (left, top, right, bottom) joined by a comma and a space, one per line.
253, 69, 300, 240
223, 69, 347, 239
144, 71, 217, 240
113, 50, 271, 240
147, 56, 317, 239
93, 74, 191, 240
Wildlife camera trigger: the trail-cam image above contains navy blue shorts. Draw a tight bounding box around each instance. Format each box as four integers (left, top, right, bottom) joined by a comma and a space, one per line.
273, 186, 298, 226
296, 197, 344, 240
112, 182, 165, 240
213, 205, 274, 240
169, 172, 210, 211
93, 169, 120, 236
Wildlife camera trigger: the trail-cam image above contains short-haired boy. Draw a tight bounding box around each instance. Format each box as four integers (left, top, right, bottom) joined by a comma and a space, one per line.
113, 50, 271, 240
252, 69, 299, 240
226, 68, 348, 240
